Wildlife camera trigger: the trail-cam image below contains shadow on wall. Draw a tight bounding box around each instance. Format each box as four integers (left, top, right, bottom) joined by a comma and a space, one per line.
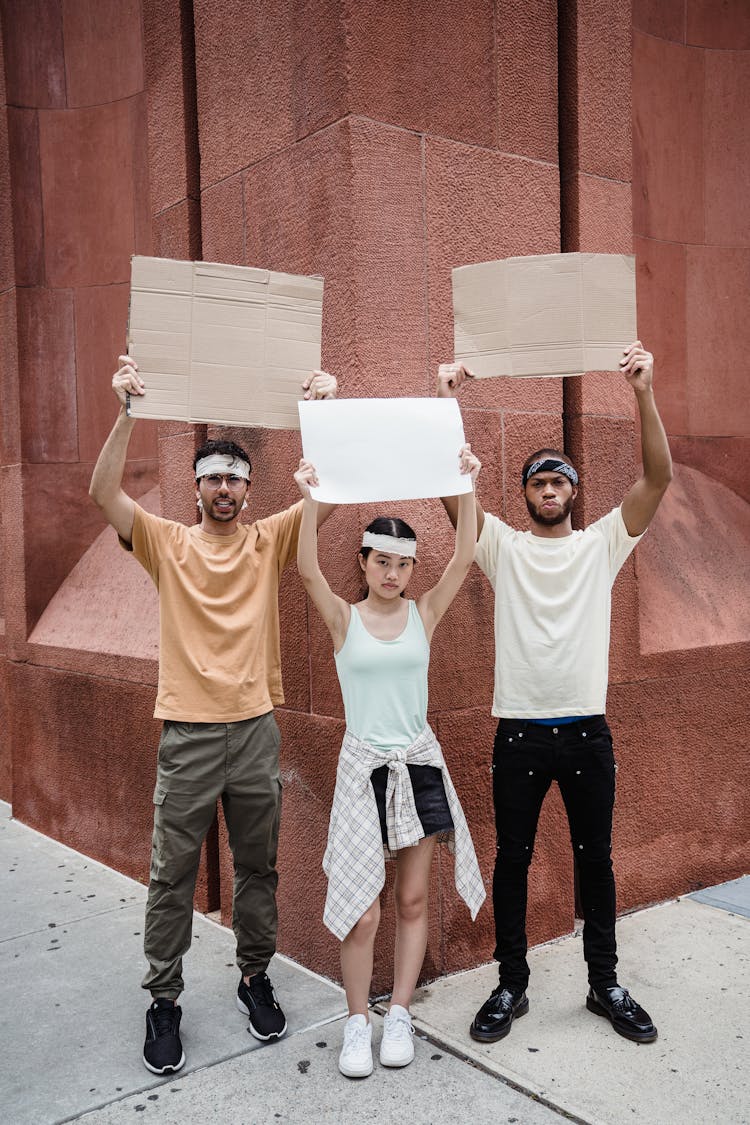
29, 487, 161, 659
637, 463, 750, 654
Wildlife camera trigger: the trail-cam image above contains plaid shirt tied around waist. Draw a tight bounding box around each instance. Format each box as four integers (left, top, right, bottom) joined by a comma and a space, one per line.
323, 725, 486, 940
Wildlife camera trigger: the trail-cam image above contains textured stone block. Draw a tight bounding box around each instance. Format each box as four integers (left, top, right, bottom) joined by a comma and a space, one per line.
424, 136, 560, 405
633, 0, 685, 41
608, 669, 749, 909
347, 0, 496, 146
243, 121, 356, 390
194, 0, 296, 186
9, 661, 162, 880
0, 35, 14, 294
75, 285, 159, 464
634, 236, 688, 435
38, 101, 139, 287
637, 464, 750, 654
0, 0, 66, 108
347, 118, 427, 396
704, 50, 750, 248
16, 287, 78, 463
151, 200, 200, 261
61, 0, 144, 108
496, 0, 558, 162
575, 173, 633, 253
200, 173, 245, 265
142, 0, 199, 213
560, 0, 632, 183
0, 291, 21, 465
6, 108, 44, 286
686, 245, 750, 437
687, 0, 750, 49
632, 32, 704, 244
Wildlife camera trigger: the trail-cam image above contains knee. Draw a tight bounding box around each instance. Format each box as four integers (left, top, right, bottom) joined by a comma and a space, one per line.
573, 839, 613, 873
350, 900, 380, 943
494, 837, 535, 870
394, 884, 428, 924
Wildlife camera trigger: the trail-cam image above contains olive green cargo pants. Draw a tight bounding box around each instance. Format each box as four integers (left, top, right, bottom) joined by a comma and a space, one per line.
141, 712, 282, 999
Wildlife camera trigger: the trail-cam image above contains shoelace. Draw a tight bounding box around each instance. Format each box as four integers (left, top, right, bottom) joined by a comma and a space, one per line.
385, 1013, 414, 1040
152, 1004, 178, 1037
344, 1022, 371, 1051
248, 972, 277, 1009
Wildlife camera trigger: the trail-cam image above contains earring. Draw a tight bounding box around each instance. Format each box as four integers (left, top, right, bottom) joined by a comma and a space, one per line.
241, 498, 248, 511
197, 497, 203, 510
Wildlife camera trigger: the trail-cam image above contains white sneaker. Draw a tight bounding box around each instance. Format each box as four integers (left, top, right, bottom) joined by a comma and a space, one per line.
379, 1004, 415, 1067
339, 1014, 373, 1078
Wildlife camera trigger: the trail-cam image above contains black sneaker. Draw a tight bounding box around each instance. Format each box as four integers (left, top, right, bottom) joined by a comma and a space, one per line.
143, 999, 186, 1074
237, 971, 287, 1041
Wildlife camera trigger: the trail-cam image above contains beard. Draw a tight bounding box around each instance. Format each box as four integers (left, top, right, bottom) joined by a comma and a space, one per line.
207, 496, 240, 520
525, 494, 575, 527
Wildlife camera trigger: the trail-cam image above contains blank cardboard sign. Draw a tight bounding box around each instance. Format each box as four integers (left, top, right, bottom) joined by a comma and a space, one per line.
452, 252, 636, 378
126, 256, 323, 428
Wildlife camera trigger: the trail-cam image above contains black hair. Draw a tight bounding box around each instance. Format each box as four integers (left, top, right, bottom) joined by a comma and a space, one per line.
193, 439, 252, 478
520, 448, 577, 486
358, 516, 417, 599
358, 516, 417, 559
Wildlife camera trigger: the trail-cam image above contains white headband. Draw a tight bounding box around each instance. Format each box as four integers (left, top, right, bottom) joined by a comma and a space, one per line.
195, 454, 250, 480
361, 532, 417, 558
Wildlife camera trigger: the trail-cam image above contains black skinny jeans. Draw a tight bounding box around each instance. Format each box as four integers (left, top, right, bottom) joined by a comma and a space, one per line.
492, 715, 618, 992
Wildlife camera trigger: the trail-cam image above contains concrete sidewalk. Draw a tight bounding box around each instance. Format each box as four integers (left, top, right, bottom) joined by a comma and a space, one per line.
1, 800, 747, 1125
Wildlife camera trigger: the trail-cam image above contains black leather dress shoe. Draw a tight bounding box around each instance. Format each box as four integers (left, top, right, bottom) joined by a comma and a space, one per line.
469, 986, 529, 1042
586, 985, 657, 1042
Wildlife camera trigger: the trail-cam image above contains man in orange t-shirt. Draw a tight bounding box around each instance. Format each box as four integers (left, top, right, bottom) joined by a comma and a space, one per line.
90, 355, 337, 1075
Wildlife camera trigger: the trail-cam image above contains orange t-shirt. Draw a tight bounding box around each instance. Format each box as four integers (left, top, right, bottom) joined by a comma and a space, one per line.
126, 502, 302, 722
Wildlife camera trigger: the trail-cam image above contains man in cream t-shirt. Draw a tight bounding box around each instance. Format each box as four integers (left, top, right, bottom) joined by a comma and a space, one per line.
90, 355, 336, 1075
437, 341, 673, 1045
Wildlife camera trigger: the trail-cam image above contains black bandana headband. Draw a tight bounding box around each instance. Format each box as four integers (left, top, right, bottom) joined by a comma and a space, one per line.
522, 459, 579, 487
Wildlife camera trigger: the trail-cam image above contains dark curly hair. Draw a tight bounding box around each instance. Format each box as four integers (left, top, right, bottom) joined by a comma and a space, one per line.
193, 439, 252, 479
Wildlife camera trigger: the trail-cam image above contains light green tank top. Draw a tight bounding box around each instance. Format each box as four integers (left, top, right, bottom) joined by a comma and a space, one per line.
334, 600, 429, 752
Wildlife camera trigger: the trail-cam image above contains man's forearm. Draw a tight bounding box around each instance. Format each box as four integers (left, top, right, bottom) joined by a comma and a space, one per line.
89, 407, 136, 507
636, 388, 672, 489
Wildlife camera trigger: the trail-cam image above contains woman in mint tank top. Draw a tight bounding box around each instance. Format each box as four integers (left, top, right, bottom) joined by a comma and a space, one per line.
294, 444, 485, 1081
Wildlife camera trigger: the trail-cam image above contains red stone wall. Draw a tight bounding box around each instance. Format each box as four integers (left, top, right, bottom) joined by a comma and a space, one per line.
1, 0, 747, 994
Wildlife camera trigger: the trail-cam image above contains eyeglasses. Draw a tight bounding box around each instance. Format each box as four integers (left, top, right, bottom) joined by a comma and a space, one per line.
201, 474, 247, 489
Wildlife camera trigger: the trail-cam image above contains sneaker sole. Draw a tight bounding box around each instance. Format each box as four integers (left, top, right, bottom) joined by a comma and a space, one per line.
468, 996, 529, 1043
339, 1058, 373, 1078
379, 1048, 415, 1068
142, 1051, 186, 1075
586, 996, 658, 1043
236, 995, 288, 1041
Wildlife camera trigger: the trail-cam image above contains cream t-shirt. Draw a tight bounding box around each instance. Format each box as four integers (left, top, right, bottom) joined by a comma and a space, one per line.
475, 506, 643, 718
126, 502, 302, 722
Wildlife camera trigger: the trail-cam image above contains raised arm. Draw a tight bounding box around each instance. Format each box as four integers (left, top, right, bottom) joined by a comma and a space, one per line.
89, 356, 144, 543
435, 361, 485, 538
619, 342, 673, 536
301, 369, 339, 530
417, 445, 480, 640
294, 460, 350, 650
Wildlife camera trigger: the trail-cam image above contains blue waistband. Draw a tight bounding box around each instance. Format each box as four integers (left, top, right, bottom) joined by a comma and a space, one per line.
527, 716, 580, 726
